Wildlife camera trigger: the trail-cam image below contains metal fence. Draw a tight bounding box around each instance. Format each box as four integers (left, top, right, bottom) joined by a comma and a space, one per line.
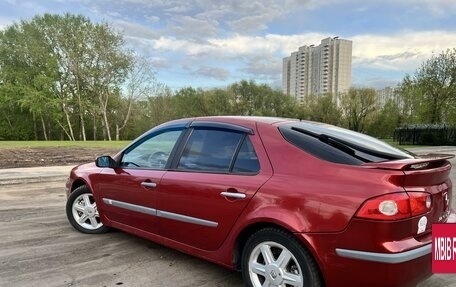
394, 125, 456, 145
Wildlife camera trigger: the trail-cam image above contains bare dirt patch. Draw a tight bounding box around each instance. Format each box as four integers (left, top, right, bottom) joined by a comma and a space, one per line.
0, 147, 119, 169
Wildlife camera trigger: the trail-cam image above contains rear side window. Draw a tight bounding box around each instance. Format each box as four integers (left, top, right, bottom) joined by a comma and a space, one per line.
279, 122, 414, 165
232, 137, 260, 173
178, 129, 243, 172
177, 129, 260, 174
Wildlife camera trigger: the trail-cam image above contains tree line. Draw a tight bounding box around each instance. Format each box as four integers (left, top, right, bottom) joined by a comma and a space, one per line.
1, 13, 455, 141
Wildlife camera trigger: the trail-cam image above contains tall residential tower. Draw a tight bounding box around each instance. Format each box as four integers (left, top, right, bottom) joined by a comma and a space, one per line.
282, 37, 352, 102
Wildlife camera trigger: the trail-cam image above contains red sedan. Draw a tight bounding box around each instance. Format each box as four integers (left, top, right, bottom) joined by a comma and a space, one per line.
65, 116, 454, 287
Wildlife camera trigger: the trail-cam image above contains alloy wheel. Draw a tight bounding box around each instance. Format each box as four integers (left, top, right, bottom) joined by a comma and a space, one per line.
248, 241, 304, 287
71, 193, 103, 230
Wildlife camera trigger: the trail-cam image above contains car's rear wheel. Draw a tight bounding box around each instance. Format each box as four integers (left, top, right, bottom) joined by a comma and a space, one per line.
66, 185, 109, 234
242, 228, 322, 287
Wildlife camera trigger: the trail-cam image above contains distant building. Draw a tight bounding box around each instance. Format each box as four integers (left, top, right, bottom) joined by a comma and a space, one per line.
282, 37, 352, 102
376, 86, 399, 107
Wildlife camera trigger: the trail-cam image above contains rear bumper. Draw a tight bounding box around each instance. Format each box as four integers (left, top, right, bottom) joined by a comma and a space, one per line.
298, 232, 432, 287
297, 216, 435, 287
304, 209, 456, 286
335, 243, 431, 264
331, 249, 431, 287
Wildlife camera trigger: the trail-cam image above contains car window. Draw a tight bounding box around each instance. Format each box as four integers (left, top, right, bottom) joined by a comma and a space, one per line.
232, 137, 260, 173
121, 129, 182, 169
279, 122, 414, 165
177, 129, 243, 172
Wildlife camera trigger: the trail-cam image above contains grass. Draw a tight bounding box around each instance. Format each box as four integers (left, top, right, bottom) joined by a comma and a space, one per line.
0, 140, 130, 149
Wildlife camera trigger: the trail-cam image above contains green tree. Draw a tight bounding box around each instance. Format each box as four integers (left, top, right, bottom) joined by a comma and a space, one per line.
397, 49, 456, 125
301, 93, 342, 125
340, 88, 377, 132
262, 89, 299, 118
228, 80, 298, 117
202, 88, 233, 116
84, 21, 132, 140
0, 13, 133, 141
0, 20, 62, 140
172, 87, 209, 118
366, 99, 403, 138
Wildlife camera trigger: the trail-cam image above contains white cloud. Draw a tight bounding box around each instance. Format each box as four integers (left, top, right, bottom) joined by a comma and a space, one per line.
149, 33, 328, 58
107, 11, 122, 18
193, 66, 230, 81
149, 57, 170, 69
352, 31, 456, 71
81, 0, 314, 37
394, 0, 456, 16
112, 19, 159, 39
169, 15, 219, 39
299, 0, 456, 14
228, 14, 273, 33
163, 5, 192, 13
225, 1, 286, 32
241, 55, 283, 81
146, 15, 160, 23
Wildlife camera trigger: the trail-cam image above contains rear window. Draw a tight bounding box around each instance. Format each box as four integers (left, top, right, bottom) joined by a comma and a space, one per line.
279, 122, 415, 165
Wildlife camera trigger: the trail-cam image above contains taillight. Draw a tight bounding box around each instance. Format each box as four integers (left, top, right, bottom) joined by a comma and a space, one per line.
356, 192, 432, 220
409, 192, 432, 216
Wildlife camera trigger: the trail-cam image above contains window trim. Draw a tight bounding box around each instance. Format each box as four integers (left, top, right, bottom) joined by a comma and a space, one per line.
228, 133, 247, 172
190, 121, 254, 135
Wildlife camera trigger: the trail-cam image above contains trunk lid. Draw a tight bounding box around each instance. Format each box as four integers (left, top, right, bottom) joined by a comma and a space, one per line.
362, 154, 454, 238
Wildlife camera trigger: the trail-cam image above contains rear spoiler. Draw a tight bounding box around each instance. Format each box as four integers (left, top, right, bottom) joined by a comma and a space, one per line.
361, 154, 454, 171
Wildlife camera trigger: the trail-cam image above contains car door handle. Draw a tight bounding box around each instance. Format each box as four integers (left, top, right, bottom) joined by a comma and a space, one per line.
141, 181, 157, 188
220, 191, 246, 199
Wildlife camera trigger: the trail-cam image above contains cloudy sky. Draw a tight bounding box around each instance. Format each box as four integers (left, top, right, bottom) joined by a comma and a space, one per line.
1, 0, 456, 90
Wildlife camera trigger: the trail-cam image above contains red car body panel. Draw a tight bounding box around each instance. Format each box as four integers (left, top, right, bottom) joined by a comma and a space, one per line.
94, 168, 166, 234
156, 170, 272, 250
65, 116, 454, 287
154, 122, 273, 251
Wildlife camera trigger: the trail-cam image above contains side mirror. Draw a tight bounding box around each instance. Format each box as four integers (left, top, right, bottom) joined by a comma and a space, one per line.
95, 155, 116, 168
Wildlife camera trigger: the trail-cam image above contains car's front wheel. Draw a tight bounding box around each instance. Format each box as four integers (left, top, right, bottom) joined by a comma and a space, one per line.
242, 228, 322, 287
66, 185, 109, 234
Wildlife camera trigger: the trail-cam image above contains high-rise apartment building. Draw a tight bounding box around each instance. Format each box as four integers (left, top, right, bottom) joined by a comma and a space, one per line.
376, 86, 401, 107
282, 37, 352, 102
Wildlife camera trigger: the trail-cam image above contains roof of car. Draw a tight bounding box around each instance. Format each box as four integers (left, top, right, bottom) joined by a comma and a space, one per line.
194, 116, 298, 125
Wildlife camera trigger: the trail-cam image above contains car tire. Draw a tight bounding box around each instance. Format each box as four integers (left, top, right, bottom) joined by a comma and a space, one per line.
66, 185, 110, 234
241, 227, 323, 287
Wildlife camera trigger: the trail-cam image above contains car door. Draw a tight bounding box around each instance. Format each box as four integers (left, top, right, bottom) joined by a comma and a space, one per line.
157, 125, 273, 251
95, 127, 184, 234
